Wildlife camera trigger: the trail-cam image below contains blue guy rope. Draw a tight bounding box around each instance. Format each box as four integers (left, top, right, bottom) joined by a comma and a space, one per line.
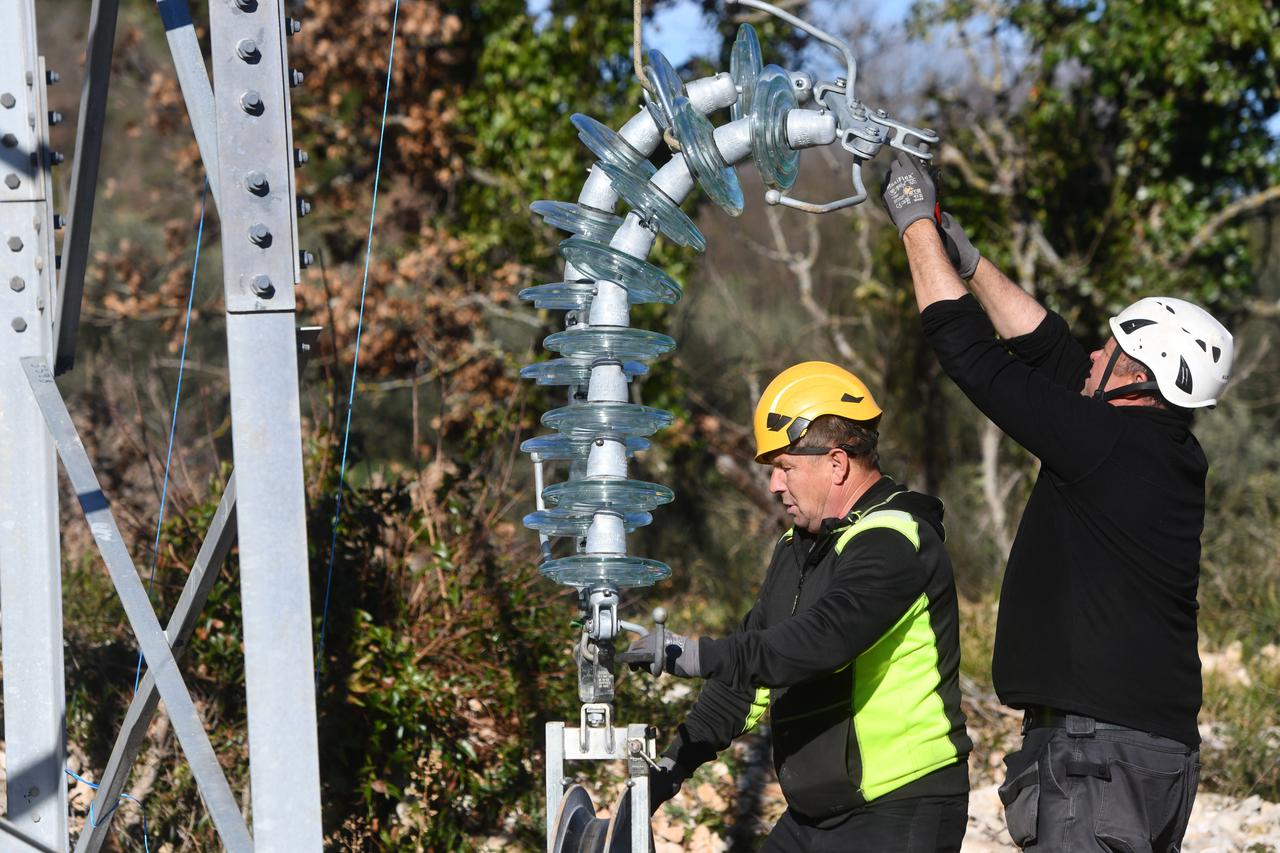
133, 176, 209, 694
65, 769, 151, 853
315, 0, 402, 686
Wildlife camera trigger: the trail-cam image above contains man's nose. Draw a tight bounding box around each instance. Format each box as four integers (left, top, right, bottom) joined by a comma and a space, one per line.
769, 468, 785, 493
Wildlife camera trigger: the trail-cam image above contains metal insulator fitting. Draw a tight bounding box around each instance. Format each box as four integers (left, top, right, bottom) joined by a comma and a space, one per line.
286, 17, 301, 34
10, 276, 25, 292
875, 108, 888, 118
46, 70, 59, 85
248, 223, 271, 245
289, 69, 304, 88
48, 111, 62, 125
299, 250, 315, 268
243, 170, 269, 195
0, 93, 14, 109
250, 275, 274, 298
294, 148, 309, 167
11, 317, 27, 332
835, 77, 847, 88
240, 90, 264, 115
297, 198, 311, 217
3, 174, 18, 189
53, 214, 65, 229
49, 151, 64, 165
1, 133, 16, 148
236, 39, 260, 62
8, 236, 23, 251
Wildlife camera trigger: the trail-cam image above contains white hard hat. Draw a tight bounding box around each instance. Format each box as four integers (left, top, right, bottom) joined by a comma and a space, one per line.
1109, 297, 1234, 408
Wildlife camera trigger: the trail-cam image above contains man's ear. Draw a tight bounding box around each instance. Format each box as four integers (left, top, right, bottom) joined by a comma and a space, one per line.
829, 448, 851, 484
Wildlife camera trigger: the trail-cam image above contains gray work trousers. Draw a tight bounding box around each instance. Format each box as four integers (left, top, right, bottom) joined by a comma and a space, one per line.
998, 713, 1200, 852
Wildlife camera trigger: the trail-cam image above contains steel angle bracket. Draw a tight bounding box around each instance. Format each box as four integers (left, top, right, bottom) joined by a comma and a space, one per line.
210, 0, 301, 313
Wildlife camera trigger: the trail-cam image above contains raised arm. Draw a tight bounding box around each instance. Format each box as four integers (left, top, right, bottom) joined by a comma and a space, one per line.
937, 212, 1046, 338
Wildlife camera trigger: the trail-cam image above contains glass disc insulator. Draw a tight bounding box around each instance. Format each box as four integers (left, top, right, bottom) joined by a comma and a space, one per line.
730, 24, 763, 122
751, 64, 801, 191
597, 162, 706, 253
542, 477, 674, 514
647, 49, 684, 128
571, 114, 656, 178
518, 281, 596, 311
520, 433, 651, 461
530, 200, 623, 243
542, 402, 674, 439
520, 358, 649, 387
543, 326, 676, 362
672, 96, 744, 216
523, 509, 653, 537
540, 554, 671, 589
559, 237, 683, 305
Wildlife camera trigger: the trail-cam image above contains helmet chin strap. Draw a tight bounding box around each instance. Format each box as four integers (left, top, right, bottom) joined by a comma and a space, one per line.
1093, 345, 1160, 403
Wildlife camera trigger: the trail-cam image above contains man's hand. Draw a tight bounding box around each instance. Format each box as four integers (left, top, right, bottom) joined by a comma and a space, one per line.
938, 212, 981, 279
648, 756, 686, 813
880, 153, 938, 238
622, 629, 701, 678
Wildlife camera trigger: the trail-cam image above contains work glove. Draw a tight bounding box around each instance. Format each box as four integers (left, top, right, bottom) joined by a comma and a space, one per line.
938, 212, 981, 279
648, 756, 686, 813
621, 628, 701, 678
880, 152, 938, 238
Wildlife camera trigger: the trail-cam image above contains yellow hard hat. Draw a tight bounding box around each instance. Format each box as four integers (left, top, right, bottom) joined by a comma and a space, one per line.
753, 361, 881, 462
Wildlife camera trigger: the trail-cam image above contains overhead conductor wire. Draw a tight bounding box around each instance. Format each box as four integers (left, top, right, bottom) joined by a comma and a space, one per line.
133, 176, 209, 694
316, 0, 401, 685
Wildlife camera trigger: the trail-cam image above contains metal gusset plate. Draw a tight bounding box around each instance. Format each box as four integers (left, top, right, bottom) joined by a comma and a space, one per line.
571, 114, 657, 178
751, 64, 801, 190
542, 401, 674, 439
531, 200, 624, 244
543, 326, 676, 361
559, 237, 683, 304
730, 23, 763, 122
596, 162, 706, 252
541, 555, 672, 590
520, 358, 649, 386
672, 96, 744, 216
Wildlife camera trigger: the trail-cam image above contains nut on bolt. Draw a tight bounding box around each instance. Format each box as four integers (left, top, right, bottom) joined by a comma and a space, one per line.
289, 69, 304, 87
1, 133, 16, 148
240, 90, 264, 115
10, 276, 25, 292
0, 93, 15, 109
244, 170, 269, 195
48, 111, 62, 125
248, 223, 271, 245
250, 275, 274, 298
11, 317, 27, 332
297, 198, 312, 216
8, 236, 23, 252
286, 17, 301, 34
294, 148, 309, 167
49, 151, 64, 165
53, 214, 65, 229
4, 174, 18, 190
236, 38, 261, 62
46, 70, 59, 84
299, 250, 315, 268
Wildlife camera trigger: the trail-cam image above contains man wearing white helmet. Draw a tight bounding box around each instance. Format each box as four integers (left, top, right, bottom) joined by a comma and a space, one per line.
881, 154, 1233, 851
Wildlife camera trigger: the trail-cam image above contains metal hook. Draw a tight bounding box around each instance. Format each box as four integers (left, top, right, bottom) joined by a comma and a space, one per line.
726, 0, 859, 107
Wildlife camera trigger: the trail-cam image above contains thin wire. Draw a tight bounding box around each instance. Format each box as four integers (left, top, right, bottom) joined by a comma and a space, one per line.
64, 769, 151, 852
132, 176, 209, 694
316, 0, 401, 686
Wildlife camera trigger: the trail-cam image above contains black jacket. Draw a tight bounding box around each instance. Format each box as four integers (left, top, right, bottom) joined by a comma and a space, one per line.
921, 295, 1207, 746
664, 476, 971, 821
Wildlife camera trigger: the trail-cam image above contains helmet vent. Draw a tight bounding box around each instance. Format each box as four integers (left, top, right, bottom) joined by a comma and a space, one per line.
1196, 339, 1207, 352
840, 393, 864, 403
1119, 318, 1157, 334
1164, 303, 1177, 314
1176, 356, 1194, 393
1212, 346, 1222, 363
766, 412, 792, 432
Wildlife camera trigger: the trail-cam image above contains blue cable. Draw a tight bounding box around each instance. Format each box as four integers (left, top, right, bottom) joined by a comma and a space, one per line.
64, 769, 151, 852
133, 177, 209, 694
315, 0, 402, 686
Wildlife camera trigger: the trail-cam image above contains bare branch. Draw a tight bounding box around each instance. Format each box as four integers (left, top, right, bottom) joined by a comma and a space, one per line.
1175, 184, 1280, 266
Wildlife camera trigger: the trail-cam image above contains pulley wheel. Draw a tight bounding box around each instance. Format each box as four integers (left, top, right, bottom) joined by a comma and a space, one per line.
552, 784, 606, 853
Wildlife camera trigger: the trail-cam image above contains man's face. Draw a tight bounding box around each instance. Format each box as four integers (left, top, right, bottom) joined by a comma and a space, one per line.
1083, 337, 1124, 398
768, 452, 836, 533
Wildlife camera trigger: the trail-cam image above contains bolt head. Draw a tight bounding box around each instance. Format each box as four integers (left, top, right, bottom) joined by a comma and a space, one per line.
835, 77, 847, 88
53, 214, 65, 229
236, 38, 260, 61
240, 90, 264, 115
234, 0, 258, 10
248, 223, 271, 245
299, 250, 315, 268
290, 69, 304, 87
4, 174, 18, 189
49, 151, 64, 165
1, 133, 16, 148
294, 148, 309, 166
875, 108, 888, 118
48, 111, 62, 125
287, 17, 301, 34
7, 236, 23, 251
250, 275, 274, 297
10, 276, 25, 291
0, 93, 14, 109
11, 317, 27, 332
244, 170, 269, 195
298, 198, 312, 216
46, 70, 59, 84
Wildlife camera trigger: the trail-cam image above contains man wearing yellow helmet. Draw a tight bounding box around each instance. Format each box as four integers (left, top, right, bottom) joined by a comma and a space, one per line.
624, 361, 972, 852
882, 154, 1228, 851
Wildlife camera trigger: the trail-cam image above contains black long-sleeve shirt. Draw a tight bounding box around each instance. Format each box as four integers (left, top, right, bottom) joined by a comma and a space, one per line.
921, 295, 1207, 746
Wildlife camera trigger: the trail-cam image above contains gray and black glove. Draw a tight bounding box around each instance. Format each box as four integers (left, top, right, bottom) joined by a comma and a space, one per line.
648, 756, 687, 813
938, 212, 981, 279
880, 152, 939, 238
621, 628, 701, 678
